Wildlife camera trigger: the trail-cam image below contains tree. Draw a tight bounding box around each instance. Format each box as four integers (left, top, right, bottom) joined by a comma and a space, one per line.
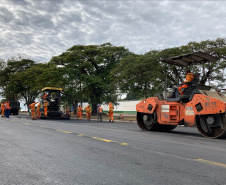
0, 58, 35, 101
50, 43, 131, 114
111, 52, 163, 100
187, 38, 226, 87
0, 57, 49, 108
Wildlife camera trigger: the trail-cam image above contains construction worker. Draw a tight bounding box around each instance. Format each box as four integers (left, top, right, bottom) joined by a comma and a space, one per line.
29, 102, 38, 120
43, 99, 48, 116
77, 105, 82, 119
109, 102, 114, 122
5, 101, 11, 118
84, 104, 91, 121
178, 70, 195, 95
1, 101, 5, 117
66, 107, 70, 117
36, 102, 41, 119
97, 104, 103, 122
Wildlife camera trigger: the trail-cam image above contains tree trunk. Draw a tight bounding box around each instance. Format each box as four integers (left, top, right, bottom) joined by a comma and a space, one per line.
72, 101, 78, 115
91, 103, 97, 115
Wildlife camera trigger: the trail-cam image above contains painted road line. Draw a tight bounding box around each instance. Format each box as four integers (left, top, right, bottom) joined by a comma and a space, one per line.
43, 128, 127, 146
40, 126, 45, 128
57, 130, 72, 134
24, 123, 31, 125
78, 134, 84, 136
62, 131, 72, 134
92, 137, 117, 143
120, 143, 128, 146
195, 159, 226, 168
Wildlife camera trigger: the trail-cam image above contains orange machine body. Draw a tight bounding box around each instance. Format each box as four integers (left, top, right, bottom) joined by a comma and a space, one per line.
136, 93, 226, 127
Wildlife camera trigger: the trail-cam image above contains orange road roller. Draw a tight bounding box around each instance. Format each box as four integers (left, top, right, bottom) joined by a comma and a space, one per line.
136, 52, 226, 138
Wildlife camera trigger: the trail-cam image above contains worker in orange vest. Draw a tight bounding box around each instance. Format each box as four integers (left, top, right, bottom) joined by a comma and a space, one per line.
77, 105, 82, 119
1, 101, 5, 117
178, 70, 195, 95
29, 102, 38, 120
97, 104, 103, 122
84, 104, 91, 121
36, 102, 41, 119
109, 102, 114, 122
66, 107, 70, 117
5, 101, 11, 118
43, 99, 48, 116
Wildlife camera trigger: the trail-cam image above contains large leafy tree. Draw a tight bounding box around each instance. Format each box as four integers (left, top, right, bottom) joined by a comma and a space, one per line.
111, 52, 162, 100
0, 58, 49, 108
0, 58, 35, 101
50, 43, 131, 114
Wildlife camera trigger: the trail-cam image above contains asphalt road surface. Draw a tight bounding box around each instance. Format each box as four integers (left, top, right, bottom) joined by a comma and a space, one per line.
1, 114, 226, 185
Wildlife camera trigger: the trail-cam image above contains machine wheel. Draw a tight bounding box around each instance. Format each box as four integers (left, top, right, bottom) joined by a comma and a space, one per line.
196, 113, 226, 139
137, 112, 159, 131
137, 112, 177, 131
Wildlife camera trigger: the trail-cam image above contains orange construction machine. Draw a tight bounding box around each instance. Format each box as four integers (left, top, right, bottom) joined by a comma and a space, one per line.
136, 52, 226, 138
40, 87, 70, 119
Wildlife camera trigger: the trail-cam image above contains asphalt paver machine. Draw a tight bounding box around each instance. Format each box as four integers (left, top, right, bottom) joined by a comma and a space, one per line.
136, 52, 226, 138
40, 87, 70, 119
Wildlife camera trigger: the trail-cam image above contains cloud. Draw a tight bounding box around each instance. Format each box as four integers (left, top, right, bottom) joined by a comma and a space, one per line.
0, 0, 225, 62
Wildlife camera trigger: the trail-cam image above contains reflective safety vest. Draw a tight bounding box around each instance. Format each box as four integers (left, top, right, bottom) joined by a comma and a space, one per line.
29, 103, 36, 111
37, 103, 41, 110
44, 101, 48, 107
99, 107, 102, 113
1, 103, 5, 109
109, 105, 114, 113
84, 106, 91, 113
77, 107, 82, 112
5, 102, 11, 109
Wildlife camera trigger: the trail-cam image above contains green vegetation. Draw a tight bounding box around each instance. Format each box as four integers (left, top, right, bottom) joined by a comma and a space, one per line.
0, 38, 225, 112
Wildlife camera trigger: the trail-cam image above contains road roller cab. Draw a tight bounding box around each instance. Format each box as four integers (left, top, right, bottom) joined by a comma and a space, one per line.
40, 87, 70, 119
136, 52, 226, 138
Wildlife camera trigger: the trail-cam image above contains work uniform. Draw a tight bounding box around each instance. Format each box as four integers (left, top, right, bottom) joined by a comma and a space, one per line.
5, 101, 11, 118
77, 106, 82, 119
36, 103, 41, 119
66, 107, 70, 117
178, 73, 195, 95
29, 102, 37, 120
84, 105, 91, 121
44, 100, 48, 116
1, 102, 5, 117
109, 102, 114, 122
97, 106, 103, 122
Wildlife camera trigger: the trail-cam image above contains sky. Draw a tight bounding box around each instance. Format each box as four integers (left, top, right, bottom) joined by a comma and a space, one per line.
0, 0, 226, 63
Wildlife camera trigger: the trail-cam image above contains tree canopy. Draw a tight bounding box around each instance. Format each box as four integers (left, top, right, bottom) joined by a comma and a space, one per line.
49, 43, 131, 113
